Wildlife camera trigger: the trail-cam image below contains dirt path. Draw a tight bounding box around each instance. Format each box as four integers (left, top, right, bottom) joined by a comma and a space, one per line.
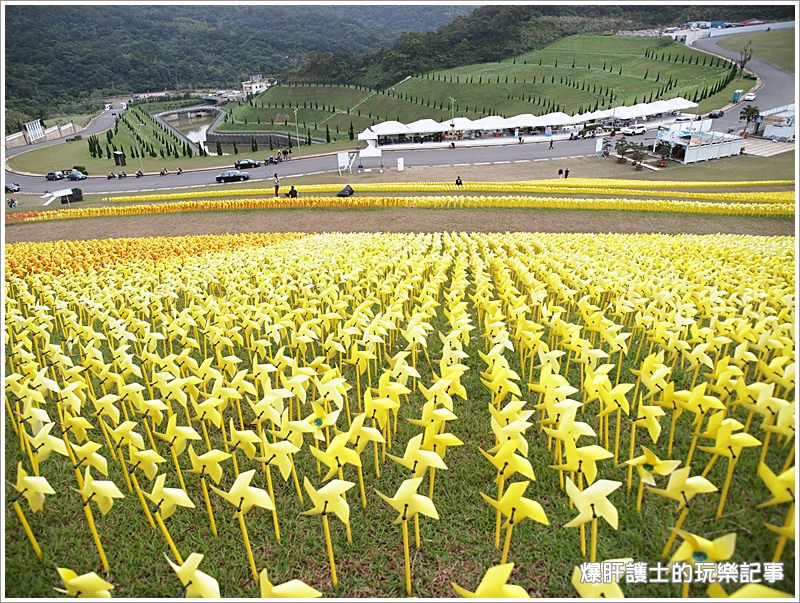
5, 209, 793, 243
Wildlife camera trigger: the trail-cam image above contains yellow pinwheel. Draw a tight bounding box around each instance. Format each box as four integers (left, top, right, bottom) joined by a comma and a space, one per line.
188, 445, 230, 536
697, 414, 761, 518
228, 420, 260, 475
670, 529, 737, 597
481, 480, 549, 563
388, 433, 447, 478
758, 462, 795, 561
452, 562, 529, 598
212, 469, 274, 582
167, 552, 221, 598
25, 422, 68, 475
259, 569, 322, 598
626, 446, 681, 512
707, 584, 793, 598
127, 446, 166, 529
302, 477, 355, 588
74, 467, 124, 571
650, 467, 718, 558
11, 462, 55, 560
54, 567, 114, 598
157, 414, 202, 490
564, 478, 620, 562
346, 412, 385, 490
146, 473, 195, 565
626, 403, 665, 490
376, 476, 440, 594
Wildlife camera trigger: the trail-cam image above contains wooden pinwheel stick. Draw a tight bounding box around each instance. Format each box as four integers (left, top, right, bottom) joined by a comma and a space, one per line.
716, 457, 738, 519
128, 466, 156, 530
500, 508, 517, 564
236, 500, 259, 584
11, 494, 43, 560
402, 515, 412, 596
82, 492, 111, 572
661, 502, 690, 559
321, 505, 338, 588
152, 502, 184, 565
199, 468, 218, 537
773, 503, 794, 561
199, 413, 213, 452
167, 438, 187, 491
262, 459, 282, 542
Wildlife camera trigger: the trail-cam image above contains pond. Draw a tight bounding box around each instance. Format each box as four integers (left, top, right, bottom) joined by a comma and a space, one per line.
171, 115, 217, 154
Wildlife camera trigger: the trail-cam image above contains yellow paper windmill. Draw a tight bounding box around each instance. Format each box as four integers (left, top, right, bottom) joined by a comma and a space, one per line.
707, 583, 793, 598
157, 414, 202, 491
388, 433, 447, 478
302, 477, 355, 588
24, 422, 68, 475
146, 473, 195, 565
54, 567, 114, 598
11, 462, 55, 560
211, 469, 274, 582
127, 446, 166, 529
228, 420, 261, 475
188, 445, 231, 536
346, 412, 385, 489
167, 552, 221, 598
758, 462, 795, 561
626, 403, 665, 489
452, 562, 529, 598
670, 529, 737, 597
481, 480, 549, 563
650, 467, 718, 558
260, 432, 303, 503
564, 478, 620, 562
259, 569, 322, 598
74, 466, 124, 571
376, 476, 439, 595
626, 446, 681, 512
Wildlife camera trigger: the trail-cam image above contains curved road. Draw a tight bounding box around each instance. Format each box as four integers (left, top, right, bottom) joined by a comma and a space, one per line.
5, 33, 795, 196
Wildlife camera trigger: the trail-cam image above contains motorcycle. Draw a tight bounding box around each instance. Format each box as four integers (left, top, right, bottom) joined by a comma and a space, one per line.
107, 172, 117, 179
135, 170, 143, 178
160, 168, 168, 176
176, 167, 183, 175
118, 171, 127, 179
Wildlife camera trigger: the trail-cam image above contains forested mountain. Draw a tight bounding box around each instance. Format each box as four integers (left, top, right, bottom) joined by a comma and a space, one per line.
292, 4, 796, 87
4, 5, 473, 127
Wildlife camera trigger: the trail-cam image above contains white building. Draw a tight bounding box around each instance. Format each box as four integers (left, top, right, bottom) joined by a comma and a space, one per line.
759, 104, 795, 141
241, 74, 274, 95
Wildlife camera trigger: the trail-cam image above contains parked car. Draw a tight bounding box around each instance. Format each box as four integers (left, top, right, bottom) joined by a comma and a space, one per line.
621, 124, 647, 136
743, 92, 757, 101
46, 170, 66, 181
5, 182, 21, 193
708, 109, 724, 118
234, 159, 261, 169
673, 116, 693, 123
67, 170, 88, 180
216, 170, 250, 183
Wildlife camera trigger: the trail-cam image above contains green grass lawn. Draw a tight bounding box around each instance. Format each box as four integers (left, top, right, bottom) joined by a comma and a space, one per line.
4, 231, 795, 597
717, 28, 795, 73
46, 111, 102, 129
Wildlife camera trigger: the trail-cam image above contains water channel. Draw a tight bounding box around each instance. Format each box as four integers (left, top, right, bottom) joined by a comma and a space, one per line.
170, 115, 217, 154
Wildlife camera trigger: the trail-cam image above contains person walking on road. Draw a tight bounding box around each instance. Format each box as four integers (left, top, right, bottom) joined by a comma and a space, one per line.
549, 138, 554, 150
273, 173, 280, 197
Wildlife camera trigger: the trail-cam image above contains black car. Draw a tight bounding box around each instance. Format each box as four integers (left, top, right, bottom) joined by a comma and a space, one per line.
708, 110, 724, 118
234, 159, 261, 169
5, 182, 21, 193
46, 171, 66, 181
216, 170, 250, 183
67, 170, 88, 181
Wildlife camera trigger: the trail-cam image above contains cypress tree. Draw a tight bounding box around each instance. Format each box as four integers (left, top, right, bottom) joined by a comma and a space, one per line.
216, 141, 223, 155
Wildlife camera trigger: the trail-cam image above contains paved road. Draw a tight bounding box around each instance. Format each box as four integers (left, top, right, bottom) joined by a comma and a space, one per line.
692, 33, 796, 132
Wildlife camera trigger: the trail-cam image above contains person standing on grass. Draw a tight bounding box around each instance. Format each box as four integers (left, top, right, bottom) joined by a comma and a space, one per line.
455, 176, 463, 187
564, 168, 570, 179
558, 168, 563, 178
273, 173, 280, 197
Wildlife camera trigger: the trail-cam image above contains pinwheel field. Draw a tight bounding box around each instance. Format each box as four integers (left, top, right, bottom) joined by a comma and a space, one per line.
4, 217, 796, 597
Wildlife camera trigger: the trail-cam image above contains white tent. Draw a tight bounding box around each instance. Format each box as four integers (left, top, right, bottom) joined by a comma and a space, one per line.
361, 96, 698, 139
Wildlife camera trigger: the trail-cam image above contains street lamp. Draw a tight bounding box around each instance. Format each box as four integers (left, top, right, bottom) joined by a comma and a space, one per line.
293, 107, 299, 151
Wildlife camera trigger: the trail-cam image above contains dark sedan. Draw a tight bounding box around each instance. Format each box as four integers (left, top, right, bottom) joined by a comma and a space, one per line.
67, 170, 88, 180
5, 182, 21, 193
234, 159, 261, 169
216, 170, 250, 183
708, 109, 724, 118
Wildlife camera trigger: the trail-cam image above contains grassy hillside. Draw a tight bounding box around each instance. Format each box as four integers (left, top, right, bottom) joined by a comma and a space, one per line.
217, 35, 742, 141
717, 27, 796, 73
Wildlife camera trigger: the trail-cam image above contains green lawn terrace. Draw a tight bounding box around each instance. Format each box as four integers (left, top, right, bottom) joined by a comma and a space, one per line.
217, 34, 740, 142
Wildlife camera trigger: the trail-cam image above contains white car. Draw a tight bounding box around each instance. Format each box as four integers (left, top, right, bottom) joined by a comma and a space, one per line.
621, 124, 647, 135
743, 92, 757, 101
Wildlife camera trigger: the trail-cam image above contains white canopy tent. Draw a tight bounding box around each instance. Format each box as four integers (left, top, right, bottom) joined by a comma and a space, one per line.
357, 97, 697, 141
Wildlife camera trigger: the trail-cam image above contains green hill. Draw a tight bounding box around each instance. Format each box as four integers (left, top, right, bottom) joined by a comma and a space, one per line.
217, 34, 743, 142
717, 27, 796, 73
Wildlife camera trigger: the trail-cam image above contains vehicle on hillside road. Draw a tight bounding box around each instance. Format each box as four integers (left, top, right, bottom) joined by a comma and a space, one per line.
5, 182, 21, 193
744, 92, 757, 101
234, 159, 261, 169
708, 109, 724, 118
67, 170, 88, 180
621, 124, 647, 136
216, 169, 250, 183
46, 170, 66, 181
